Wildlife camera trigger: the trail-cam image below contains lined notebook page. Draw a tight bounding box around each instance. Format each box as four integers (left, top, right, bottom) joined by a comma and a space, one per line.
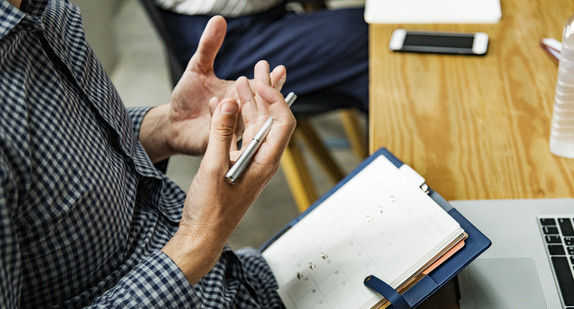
262, 156, 464, 309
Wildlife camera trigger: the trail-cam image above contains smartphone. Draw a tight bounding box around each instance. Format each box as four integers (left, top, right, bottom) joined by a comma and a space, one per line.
388, 29, 489, 56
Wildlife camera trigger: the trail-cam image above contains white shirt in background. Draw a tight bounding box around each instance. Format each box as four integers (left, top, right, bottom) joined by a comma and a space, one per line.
154, 0, 283, 17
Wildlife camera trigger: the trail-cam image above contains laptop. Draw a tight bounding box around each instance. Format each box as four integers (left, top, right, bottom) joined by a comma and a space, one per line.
451, 198, 574, 309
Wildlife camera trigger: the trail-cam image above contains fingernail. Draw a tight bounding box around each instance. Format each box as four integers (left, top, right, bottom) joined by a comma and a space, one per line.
221, 101, 238, 114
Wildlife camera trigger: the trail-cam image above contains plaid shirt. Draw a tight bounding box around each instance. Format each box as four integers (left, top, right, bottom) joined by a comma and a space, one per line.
0, 0, 284, 308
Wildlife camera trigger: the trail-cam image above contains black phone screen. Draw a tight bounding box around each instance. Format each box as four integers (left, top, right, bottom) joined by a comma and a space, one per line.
403, 33, 474, 49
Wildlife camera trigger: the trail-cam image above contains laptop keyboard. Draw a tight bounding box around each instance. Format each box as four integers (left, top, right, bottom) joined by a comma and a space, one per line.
539, 217, 574, 309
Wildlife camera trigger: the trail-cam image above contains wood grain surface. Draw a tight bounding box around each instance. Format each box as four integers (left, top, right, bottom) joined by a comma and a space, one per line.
369, 0, 574, 201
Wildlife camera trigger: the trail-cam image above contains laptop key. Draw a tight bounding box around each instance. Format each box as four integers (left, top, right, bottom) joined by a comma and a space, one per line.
544, 226, 560, 234
540, 218, 557, 226
549, 245, 566, 256
559, 218, 574, 236
566, 237, 574, 246
551, 256, 574, 306
569, 246, 574, 256
546, 235, 562, 244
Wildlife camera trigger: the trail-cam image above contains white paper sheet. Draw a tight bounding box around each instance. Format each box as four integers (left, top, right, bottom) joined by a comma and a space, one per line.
262, 156, 464, 309
364, 0, 501, 24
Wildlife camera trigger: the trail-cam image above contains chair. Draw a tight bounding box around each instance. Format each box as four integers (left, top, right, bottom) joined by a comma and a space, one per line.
138, 0, 367, 212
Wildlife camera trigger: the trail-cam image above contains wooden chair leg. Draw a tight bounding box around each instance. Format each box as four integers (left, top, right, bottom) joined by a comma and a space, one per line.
297, 120, 345, 184
339, 109, 368, 159
280, 131, 319, 213
280, 112, 365, 213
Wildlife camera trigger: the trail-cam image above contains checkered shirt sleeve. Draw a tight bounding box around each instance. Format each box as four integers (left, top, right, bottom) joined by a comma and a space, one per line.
127, 106, 153, 139
0, 0, 284, 308
88, 251, 200, 307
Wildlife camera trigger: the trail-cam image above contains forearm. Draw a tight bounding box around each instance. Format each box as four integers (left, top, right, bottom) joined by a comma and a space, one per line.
161, 227, 228, 285
139, 104, 174, 163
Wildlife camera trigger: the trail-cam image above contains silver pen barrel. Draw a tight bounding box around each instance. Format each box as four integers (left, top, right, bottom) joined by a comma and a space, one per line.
225, 92, 297, 183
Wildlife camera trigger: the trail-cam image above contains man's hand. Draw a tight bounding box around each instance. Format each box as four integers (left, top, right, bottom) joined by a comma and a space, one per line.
161, 69, 296, 284
140, 16, 287, 163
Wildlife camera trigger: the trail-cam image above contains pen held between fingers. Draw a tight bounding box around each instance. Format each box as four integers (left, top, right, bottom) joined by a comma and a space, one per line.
225, 92, 296, 183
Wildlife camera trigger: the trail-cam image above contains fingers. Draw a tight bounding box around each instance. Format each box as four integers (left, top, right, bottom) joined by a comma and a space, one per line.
236, 77, 258, 123
255, 62, 286, 91
252, 83, 296, 163
187, 16, 227, 74
236, 66, 274, 143
257, 82, 296, 127
270, 65, 287, 91
202, 98, 240, 173
253, 61, 277, 114
254, 60, 272, 86
233, 61, 294, 165
208, 97, 219, 115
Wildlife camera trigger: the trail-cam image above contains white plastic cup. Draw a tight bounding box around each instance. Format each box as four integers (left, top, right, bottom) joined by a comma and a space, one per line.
550, 13, 574, 158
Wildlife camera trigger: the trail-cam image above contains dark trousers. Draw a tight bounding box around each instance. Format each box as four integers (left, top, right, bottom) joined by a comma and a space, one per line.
158, 5, 369, 112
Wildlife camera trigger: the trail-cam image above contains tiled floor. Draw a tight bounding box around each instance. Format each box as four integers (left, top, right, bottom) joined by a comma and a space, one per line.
110, 0, 365, 250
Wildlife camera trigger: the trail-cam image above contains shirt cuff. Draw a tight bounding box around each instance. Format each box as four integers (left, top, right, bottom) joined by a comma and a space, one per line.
126, 106, 153, 139
91, 251, 199, 308
127, 106, 169, 173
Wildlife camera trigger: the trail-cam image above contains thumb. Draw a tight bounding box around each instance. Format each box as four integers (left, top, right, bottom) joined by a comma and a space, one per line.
203, 98, 240, 172
187, 16, 227, 74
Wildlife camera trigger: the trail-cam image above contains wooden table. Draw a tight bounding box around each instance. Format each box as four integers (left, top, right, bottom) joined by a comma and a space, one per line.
369, 0, 574, 307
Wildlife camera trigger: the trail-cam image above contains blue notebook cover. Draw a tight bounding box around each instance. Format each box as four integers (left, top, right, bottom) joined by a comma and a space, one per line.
261, 147, 491, 308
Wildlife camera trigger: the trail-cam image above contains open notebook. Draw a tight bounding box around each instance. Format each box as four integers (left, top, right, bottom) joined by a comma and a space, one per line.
261, 148, 484, 308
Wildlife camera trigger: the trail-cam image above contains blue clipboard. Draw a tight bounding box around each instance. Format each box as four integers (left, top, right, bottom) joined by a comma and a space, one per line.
261, 148, 491, 308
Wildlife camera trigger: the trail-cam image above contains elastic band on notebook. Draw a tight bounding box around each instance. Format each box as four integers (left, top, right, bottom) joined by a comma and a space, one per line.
364, 275, 412, 309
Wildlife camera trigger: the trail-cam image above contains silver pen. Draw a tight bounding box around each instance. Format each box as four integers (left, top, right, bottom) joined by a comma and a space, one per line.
225, 92, 297, 184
